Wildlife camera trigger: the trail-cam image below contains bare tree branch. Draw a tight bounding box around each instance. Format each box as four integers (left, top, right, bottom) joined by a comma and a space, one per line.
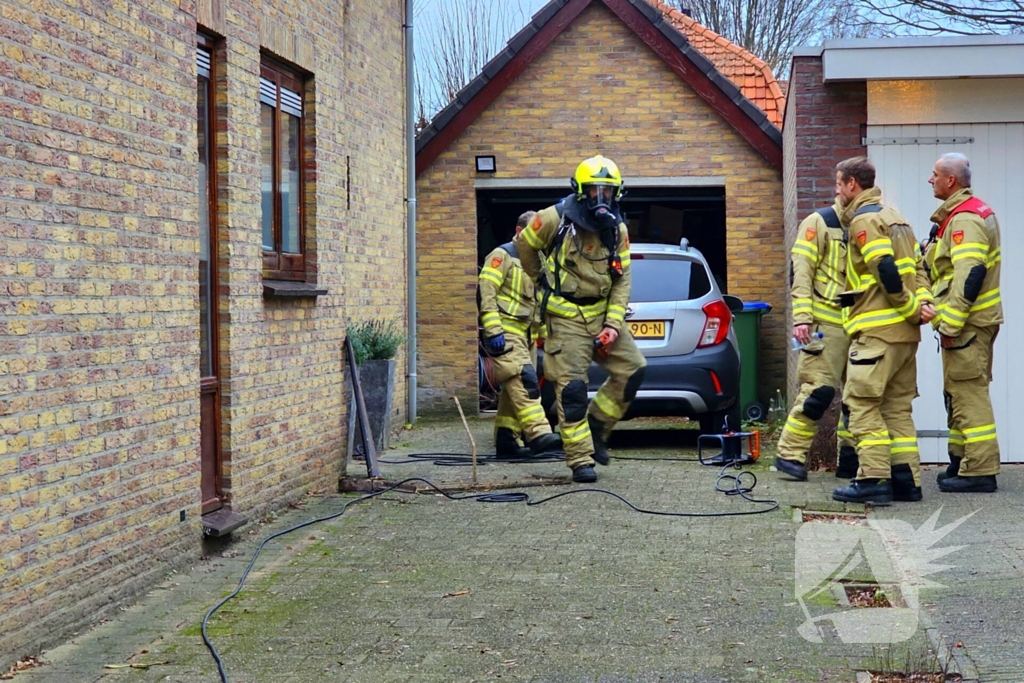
666, 0, 882, 76
414, 0, 527, 124
854, 0, 1024, 34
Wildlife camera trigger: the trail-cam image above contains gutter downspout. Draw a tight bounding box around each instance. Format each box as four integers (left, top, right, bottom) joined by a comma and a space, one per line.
404, 0, 417, 424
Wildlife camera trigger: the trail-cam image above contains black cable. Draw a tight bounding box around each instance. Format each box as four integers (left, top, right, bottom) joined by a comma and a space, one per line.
377, 451, 698, 465
202, 465, 778, 683
377, 451, 564, 466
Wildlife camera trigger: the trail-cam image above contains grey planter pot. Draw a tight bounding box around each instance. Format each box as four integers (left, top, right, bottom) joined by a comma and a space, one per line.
348, 358, 396, 454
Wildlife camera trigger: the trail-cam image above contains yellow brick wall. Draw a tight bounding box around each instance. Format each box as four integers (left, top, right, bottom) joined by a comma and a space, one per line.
415, 3, 785, 414
0, 0, 406, 666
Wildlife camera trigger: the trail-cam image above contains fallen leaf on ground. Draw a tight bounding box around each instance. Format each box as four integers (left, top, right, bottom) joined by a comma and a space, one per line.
442, 590, 470, 598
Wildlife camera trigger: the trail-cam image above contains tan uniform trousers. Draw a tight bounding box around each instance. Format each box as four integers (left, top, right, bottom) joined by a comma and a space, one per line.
943, 324, 1000, 477
777, 322, 855, 464
843, 336, 921, 484
490, 333, 552, 443
543, 313, 646, 470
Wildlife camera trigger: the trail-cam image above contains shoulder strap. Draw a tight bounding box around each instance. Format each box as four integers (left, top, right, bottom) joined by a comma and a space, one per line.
815, 206, 841, 229
853, 204, 883, 217
499, 241, 518, 259
938, 196, 995, 237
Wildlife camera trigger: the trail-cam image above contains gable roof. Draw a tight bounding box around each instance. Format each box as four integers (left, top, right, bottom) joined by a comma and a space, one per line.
415, 0, 784, 177
645, 0, 786, 126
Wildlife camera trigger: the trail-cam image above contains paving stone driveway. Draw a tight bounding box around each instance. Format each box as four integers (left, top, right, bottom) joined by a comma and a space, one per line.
15, 418, 1024, 682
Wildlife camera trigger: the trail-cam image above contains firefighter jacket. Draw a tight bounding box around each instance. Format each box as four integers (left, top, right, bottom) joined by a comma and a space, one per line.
790, 201, 847, 327
840, 187, 932, 343
924, 188, 1003, 337
518, 196, 632, 332
478, 235, 536, 339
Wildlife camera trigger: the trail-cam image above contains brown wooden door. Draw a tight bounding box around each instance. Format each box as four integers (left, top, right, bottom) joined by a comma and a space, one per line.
198, 40, 223, 514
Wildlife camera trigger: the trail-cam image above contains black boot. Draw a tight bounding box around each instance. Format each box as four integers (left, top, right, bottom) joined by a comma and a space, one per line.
835, 446, 859, 479
833, 478, 893, 505
494, 428, 531, 460
774, 457, 808, 481
527, 432, 562, 455
572, 464, 597, 483
938, 474, 997, 493
936, 455, 961, 484
890, 463, 923, 502
588, 415, 611, 466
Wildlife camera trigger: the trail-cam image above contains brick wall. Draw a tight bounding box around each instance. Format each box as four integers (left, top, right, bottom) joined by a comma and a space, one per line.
783, 54, 867, 401
416, 3, 786, 414
0, 0, 406, 667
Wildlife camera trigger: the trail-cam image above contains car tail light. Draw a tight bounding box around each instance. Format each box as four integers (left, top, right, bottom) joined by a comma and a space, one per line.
698, 300, 732, 348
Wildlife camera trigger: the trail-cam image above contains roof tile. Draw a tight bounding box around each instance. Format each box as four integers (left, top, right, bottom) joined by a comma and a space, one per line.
644, 0, 785, 127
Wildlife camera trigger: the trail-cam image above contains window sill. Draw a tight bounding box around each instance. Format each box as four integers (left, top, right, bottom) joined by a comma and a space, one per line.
263, 280, 329, 298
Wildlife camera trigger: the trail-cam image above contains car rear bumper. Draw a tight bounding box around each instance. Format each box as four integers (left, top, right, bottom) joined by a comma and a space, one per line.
586, 341, 740, 418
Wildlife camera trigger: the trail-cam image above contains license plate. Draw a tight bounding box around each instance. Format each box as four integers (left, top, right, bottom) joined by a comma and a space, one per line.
628, 321, 666, 339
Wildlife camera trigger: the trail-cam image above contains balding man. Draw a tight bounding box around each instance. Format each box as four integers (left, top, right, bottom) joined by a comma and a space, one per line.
924, 153, 1002, 493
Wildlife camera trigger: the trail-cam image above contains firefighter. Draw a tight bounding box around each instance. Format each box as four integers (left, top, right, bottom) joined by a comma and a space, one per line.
774, 195, 858, 481
924, 153, 1001, 493
831, 157, 936, 505
479, 211, 562, 458
518, 155, 647, 483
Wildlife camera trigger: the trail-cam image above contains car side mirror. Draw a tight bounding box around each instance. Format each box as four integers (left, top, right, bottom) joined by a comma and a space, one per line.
723, 295, 743, 313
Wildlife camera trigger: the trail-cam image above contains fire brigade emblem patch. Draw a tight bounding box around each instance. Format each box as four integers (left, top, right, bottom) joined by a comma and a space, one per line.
952, 230, 964, 245
490, 256, 502, 268
531, 215, 543, 231
856, 231, 867, 246
805, 227, 817, 241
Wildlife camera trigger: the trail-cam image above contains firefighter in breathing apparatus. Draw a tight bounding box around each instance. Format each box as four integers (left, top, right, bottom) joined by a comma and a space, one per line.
774, 197, 858, 482
830, 157, 935, 506
518, 155, 647, 483
479, 211, 562, 458
923, 153, 1002, 493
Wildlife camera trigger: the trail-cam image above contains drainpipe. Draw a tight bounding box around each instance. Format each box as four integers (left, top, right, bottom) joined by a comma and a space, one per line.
404, 0, 418, 424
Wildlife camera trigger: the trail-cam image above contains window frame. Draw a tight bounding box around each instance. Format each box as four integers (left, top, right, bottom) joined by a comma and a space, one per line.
197, 34, 220, 384
259, 57, 307, 281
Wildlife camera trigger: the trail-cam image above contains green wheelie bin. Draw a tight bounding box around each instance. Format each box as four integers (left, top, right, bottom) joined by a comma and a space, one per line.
733, 301, 771, 422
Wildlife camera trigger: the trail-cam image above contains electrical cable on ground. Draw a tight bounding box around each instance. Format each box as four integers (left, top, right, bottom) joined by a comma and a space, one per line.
202, 460, 778, 683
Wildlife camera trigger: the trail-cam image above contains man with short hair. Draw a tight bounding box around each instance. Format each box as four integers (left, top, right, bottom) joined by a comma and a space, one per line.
831, 157, 935, 505
774, 192, 857, 482
479, 211, 562, 459
924, 153, 1002, 493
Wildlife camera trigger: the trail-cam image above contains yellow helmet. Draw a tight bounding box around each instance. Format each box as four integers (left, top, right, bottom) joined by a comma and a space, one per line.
571, 155, 623, 203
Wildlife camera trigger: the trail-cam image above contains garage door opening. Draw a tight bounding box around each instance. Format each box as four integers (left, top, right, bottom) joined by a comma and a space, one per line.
476, 185, 727, 288
475, 184, 727, 413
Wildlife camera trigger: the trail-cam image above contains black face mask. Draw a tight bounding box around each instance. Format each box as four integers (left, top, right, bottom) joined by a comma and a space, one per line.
592, 206, 618, 232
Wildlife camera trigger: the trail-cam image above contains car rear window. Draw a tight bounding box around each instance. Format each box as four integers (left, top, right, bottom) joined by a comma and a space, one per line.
629, 255, 712, 302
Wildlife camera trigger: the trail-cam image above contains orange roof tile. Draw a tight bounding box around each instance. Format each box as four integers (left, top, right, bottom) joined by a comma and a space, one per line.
644, 0, 786, 127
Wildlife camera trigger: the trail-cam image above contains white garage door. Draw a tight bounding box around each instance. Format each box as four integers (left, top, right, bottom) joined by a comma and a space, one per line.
868, 123, 1024, 463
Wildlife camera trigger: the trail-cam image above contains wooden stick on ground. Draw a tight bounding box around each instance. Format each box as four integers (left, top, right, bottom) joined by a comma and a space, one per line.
451, 396, 477, 484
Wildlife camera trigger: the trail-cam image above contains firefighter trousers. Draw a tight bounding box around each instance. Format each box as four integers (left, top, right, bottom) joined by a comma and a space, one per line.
490, 332, 552, 444
843, 336, 921, 484
543, 313, 646, 470
943, 324, 1000, 477
776, 322, 856, 464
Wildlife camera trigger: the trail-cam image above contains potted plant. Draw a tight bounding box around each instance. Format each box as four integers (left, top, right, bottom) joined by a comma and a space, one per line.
347, 319, 404, 453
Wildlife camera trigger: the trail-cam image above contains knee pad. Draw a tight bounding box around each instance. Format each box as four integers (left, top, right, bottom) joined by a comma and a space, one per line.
520, 364, 540, 400
624, 366, 646, 403
802, 385, 836, 421
562, 380, 589, 423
